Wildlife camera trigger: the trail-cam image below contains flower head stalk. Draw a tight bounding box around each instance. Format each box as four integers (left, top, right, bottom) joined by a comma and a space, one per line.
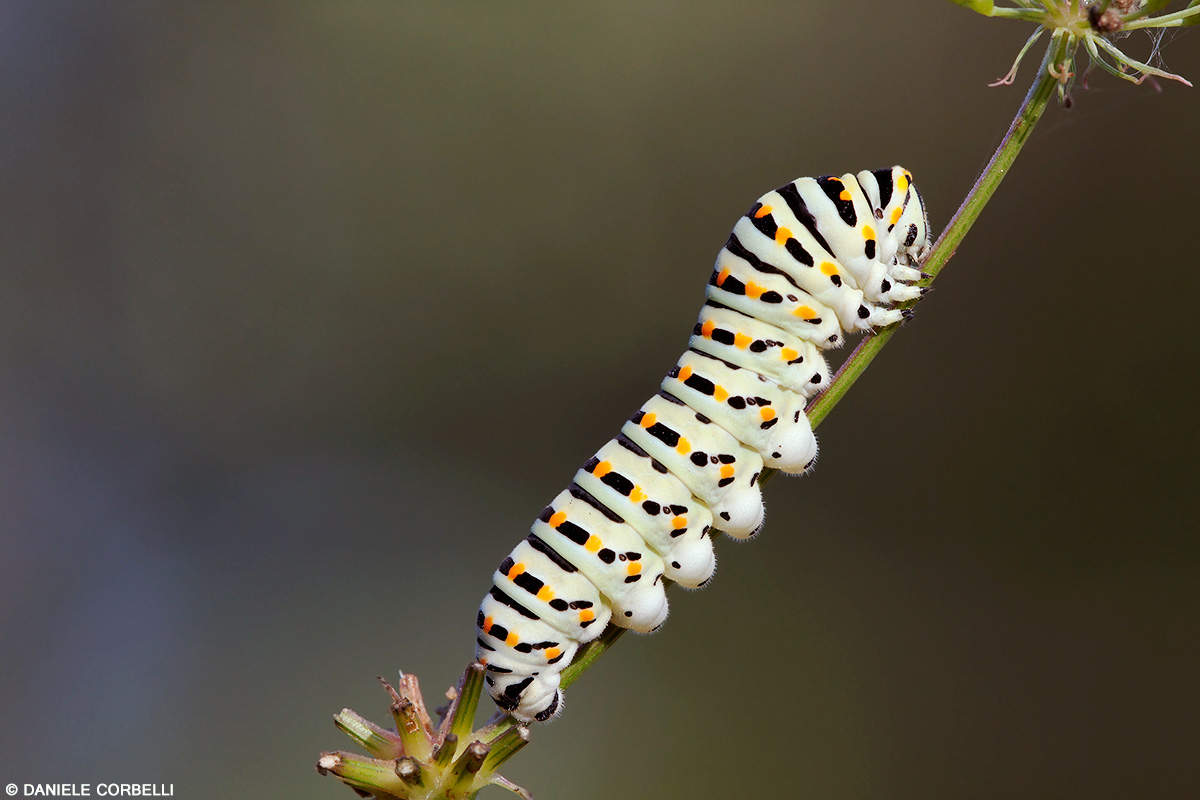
954, 0, 1198, 91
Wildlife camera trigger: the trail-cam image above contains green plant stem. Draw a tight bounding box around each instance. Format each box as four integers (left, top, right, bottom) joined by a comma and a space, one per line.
493, 31, 1070, 741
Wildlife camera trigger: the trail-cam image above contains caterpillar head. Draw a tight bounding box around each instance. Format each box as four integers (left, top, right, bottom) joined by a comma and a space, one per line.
895, 183, 930, 264
858, 166, 928, 268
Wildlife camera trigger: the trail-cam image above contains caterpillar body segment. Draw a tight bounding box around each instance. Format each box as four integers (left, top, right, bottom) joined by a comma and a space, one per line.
531, 490, 670, 633
476, 595, 578, 721
493, 537, 613, 640
475, 167, 929, 723
476, 596, 578, 669
690, 304, 831, 398
783, 171, 928, 303
621, 394, 766, 538
574, 440, 716, 589
790, 174, 887, 287
731, 212, 879, 333
663, 350, 815, 474
707, 252, 846, 349
749, 193, 918, 306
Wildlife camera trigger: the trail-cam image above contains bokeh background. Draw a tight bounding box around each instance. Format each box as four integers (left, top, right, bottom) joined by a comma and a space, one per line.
2, 3, 1198, 798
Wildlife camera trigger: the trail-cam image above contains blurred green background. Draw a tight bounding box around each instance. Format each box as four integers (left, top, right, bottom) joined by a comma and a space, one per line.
2, 2, 1198, 798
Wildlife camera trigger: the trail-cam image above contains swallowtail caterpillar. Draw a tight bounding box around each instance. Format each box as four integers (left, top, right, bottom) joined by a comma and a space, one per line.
475, 167, 930, 722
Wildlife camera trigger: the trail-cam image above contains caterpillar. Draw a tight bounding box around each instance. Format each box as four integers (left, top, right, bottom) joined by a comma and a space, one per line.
475, 166, 930, 722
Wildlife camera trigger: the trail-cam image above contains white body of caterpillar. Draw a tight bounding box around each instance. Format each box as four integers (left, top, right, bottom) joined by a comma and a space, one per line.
475, 167, 930, 721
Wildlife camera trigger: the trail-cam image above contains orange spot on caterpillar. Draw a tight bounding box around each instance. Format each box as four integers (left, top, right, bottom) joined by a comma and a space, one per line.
838, 189, 851, 202
714, 386, 729, 401
627, 561, 642, 576
781, 347, 799, 361
890, 206, 903, 225
640, 413, 657, 428
584, 535, 602, 553
820, 261, 838, 276
754, 204, 773, 218
774, 227, 792, 245
676, 437, 691, 454
719, 465, 735, 479
794, 306, 817, 320
862, 225, 876, 241
549, 511, 567, 527
483, 616, 494, 633
760, 407, 776, 422
701, 319, 716, 337
746, 282, 764, 299
544, 647, 561, 661
579, 609, 595, 622
678, 366, 693, 381
593, 461, 612, 478
506, 631, 519, 647
672, 516, 687, 530
716, 268, 730, 287
537, 585, 554, 601
508, 562, 526, 578
734, 333, 752, 349
630, 486, 647, 502
897, 174, 910, 192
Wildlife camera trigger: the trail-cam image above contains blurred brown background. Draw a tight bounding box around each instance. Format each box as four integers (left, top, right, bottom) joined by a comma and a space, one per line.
2, 2, 1198, 798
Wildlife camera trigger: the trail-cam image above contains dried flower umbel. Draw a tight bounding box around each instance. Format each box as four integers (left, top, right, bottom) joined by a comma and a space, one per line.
317, 665, 532, 800
954, 0, 1198, 96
